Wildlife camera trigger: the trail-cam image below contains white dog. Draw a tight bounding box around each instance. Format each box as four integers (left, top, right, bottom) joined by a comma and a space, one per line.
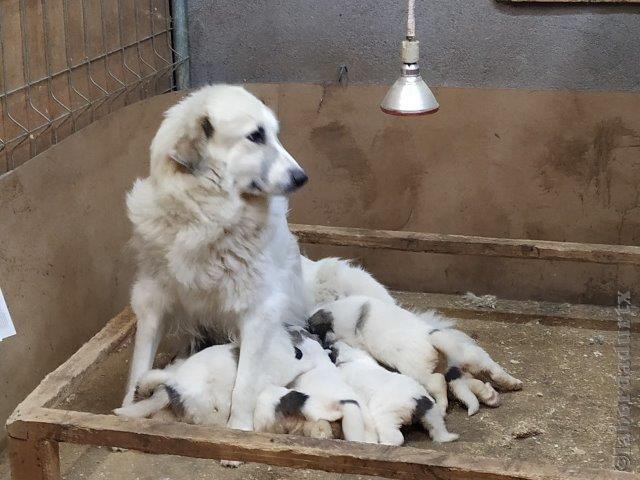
124, 85, 310, 433
331, 341, 458, 445
308, 295, 523, 415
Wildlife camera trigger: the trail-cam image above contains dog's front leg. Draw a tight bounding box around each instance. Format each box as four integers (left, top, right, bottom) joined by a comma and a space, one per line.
227, 314, 273, 432
122, 277, 167, 407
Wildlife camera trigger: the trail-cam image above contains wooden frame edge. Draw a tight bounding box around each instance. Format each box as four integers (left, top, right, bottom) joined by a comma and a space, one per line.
8, 407, 636, 480
290, 224, 640, 266
7, 308, 136, 426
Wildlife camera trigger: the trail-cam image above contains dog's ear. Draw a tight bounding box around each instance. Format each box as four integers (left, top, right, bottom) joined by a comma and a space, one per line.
169, 116, 214, 174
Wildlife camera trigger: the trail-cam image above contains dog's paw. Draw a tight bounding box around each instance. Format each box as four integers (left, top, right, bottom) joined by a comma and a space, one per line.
221, 460, 243, 468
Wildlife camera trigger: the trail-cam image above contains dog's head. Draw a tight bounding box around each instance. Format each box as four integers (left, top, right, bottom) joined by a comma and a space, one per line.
150, 85, 307, 196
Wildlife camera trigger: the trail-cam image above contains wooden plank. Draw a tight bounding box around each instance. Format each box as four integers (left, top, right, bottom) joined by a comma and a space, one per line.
8, 407, 635, 480
8, 436, 60, 480
7, 308, 135, 421
290, 224, 640, 266
393, 291, 640, 332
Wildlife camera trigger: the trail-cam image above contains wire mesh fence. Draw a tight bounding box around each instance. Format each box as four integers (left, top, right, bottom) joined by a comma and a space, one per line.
0, 0, 188, 174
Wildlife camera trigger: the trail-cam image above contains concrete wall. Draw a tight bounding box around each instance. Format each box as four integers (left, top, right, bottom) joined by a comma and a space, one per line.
0, 93, 181, 448
187, 1, 640, 91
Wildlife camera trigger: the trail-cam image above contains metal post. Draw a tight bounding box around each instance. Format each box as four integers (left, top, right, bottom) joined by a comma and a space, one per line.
171, 0, 190, 90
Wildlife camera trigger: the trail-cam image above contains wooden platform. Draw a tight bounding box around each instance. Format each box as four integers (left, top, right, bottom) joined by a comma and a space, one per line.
6, 225, 639, 480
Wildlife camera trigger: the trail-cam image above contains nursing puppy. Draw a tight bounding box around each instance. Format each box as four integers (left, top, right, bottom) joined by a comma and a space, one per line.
254, 327, 378, 443
114, 344, 238, 425
124, 85, 310, 433
331, 341, 458, 445
309, 296, 523, 416
115, 334, 320, 425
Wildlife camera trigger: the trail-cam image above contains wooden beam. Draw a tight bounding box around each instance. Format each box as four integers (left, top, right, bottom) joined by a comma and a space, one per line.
290, 224, 640, 266
8, 436, 60, 480
7, 308, 135, 422
8, 408, 636, 480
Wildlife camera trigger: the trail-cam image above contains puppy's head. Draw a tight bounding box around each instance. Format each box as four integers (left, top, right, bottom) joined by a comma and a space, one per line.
150, 85, 307, 196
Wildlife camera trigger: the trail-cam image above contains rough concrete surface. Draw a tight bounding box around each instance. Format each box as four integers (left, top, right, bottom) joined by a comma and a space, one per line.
187, 1, 640, 91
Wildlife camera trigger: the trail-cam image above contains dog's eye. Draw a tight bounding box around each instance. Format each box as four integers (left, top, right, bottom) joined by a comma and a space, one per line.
246, 127, 265, 144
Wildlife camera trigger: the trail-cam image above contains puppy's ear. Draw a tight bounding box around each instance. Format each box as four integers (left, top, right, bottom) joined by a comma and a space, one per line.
169, 116, 214, 174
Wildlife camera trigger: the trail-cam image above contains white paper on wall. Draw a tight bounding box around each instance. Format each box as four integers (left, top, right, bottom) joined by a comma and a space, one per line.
0, 287, 16, 341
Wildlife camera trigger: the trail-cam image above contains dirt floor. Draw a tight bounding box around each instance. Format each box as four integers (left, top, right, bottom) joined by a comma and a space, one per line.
1, 292, 638, 479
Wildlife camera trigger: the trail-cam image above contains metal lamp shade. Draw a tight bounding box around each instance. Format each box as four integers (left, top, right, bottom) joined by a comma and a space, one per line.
380, 64, 439, 116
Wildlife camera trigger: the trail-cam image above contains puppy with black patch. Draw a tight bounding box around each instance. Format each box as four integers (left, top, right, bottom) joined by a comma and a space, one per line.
254, 328, 378, 443
114, 344, 238, 425
330, 340, 458, 445
114, 330, 320, 426
308, 295, 523, 416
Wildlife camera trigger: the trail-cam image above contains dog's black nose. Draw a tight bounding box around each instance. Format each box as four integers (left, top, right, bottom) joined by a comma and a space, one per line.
289, 169, 308, 189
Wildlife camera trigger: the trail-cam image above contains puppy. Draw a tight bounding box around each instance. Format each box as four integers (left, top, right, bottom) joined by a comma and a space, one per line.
115, 335, 319, 425
331, 341, 458, 445
308, 296, 522, 415
254, 327, 378, 443
300, 256, 395, 306
114, 344, 238, 425
124, 85, 310, 432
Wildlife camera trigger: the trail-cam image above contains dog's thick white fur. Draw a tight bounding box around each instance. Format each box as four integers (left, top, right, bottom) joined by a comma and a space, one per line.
331, 341, 458, 445
309, 295, 523, 416
124, 85, 311, 432
254, 328, 378, 443
114, 344, 238, 425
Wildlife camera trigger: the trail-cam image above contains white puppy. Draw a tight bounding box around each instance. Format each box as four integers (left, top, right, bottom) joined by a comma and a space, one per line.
254, 327, 378, 443
331, 341, 458, 445
115, 335, 319, 425
301, 256, 395, 306
124, 85, 310, 432
114, 344, 238, 425
308, 296, 523, 415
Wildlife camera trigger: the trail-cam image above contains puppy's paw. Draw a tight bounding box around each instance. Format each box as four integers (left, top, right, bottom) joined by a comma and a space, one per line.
113, 407, 133, 418
509, 377, 524, 391
478, 382, 501, 408
221, 460, 243, 468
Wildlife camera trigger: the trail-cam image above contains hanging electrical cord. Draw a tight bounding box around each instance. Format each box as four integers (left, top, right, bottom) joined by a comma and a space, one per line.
407, 0, 416, 40
380, 0, 440, 116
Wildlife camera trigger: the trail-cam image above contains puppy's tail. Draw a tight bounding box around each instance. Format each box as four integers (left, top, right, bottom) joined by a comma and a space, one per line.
135, 369, 173, 399
113, 388, 170, 418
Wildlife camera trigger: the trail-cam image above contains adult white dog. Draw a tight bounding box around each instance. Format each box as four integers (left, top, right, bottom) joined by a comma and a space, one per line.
124, 85, 309, 432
